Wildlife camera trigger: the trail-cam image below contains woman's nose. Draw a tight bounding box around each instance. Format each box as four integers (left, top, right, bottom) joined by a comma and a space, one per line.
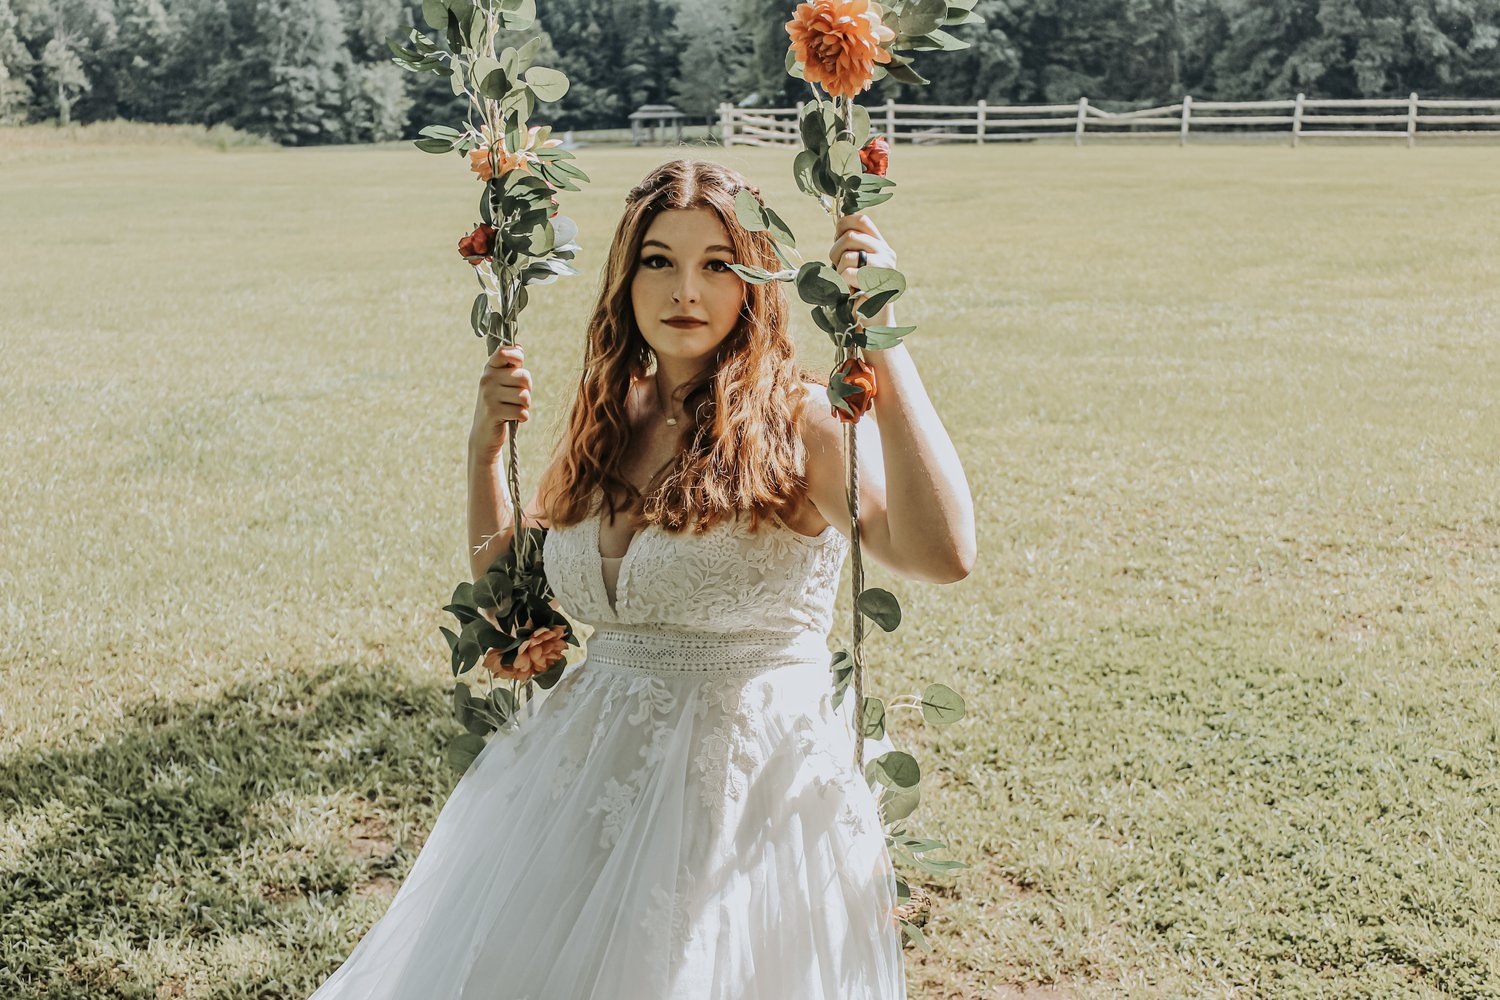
672, 273, 700, 303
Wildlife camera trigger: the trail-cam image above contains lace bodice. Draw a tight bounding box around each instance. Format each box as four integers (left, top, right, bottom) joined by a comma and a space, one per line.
543, 489, 847, 636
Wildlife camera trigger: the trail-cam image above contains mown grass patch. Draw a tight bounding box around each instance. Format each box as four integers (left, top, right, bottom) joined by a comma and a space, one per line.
3, 140, 1499, 997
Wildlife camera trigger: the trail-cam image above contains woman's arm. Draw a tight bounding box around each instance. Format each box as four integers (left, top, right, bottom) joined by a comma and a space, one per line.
800, 213, 976, 584
467, 342, 550, 582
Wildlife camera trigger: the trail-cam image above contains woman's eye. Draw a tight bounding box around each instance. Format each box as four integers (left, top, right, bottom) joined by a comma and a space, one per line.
708, 260, 734, 272
642, 255, 669, 269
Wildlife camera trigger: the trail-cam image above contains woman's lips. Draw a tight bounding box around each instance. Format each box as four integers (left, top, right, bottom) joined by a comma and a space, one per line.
664, 319, 707, 328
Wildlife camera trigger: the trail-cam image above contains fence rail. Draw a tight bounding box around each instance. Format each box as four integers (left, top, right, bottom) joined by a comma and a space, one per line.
717, 94, 1500, 147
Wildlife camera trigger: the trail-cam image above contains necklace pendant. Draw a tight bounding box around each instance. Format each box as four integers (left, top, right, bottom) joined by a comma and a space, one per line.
666, 417, 678, 426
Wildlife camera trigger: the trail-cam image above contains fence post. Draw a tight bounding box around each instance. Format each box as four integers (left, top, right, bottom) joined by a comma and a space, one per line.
1180, 94, 1192, 146
1292, 92, 1305, 148
976, 99, 986, 144
884, 98, 896, 141
718, 103, 734, 147
1075, 97, 1088, 145
1407, 91, 1419, 147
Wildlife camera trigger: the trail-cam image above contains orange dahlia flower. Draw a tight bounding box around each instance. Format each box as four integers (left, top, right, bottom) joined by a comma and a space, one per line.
786, 0, 895, 100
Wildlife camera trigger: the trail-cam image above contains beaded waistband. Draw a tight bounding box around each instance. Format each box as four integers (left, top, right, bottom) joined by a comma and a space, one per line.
582, 626, 830, 678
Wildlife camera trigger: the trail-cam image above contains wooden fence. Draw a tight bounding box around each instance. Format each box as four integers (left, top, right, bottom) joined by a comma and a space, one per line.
718, 95, 1500, 147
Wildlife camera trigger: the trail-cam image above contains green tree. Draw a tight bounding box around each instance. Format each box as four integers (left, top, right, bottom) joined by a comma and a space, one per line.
672, 0, 746, 117
0, 0, 33, 123
40, 31, 89, 125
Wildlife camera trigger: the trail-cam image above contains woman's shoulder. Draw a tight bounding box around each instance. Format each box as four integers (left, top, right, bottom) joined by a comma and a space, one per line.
794, 379, 840, 447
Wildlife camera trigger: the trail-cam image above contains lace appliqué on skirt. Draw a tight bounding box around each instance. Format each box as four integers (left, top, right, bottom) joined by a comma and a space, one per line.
584, 675, 678, 849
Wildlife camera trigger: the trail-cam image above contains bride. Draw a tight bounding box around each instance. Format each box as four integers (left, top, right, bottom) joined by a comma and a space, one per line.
309, 158, 974, 999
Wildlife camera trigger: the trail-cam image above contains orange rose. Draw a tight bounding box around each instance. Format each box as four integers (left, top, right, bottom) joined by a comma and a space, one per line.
458, 223, 497, 265
859, 135, 889, 176
482, 625, 569, 682
830, 355, 877, 423
786, 0, 895, 100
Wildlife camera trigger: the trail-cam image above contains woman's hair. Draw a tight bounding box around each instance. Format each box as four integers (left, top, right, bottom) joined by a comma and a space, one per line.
541, 158, 818, 534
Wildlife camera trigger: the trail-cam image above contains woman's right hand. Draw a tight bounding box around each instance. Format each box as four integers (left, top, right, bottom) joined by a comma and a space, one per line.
469, 342, 531, 463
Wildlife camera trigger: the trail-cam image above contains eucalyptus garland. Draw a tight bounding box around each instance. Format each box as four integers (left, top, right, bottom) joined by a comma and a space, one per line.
728, 0, 984, 953
388, 0, 591, 773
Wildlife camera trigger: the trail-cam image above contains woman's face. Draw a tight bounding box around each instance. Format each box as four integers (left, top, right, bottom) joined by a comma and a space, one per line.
630, 207, 746, 371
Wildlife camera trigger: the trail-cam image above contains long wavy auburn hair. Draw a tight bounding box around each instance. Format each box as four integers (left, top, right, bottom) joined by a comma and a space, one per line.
541, 159, 818, 535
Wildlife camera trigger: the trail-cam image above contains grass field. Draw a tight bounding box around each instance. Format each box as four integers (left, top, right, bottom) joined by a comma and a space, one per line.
2, 131, 1499, 998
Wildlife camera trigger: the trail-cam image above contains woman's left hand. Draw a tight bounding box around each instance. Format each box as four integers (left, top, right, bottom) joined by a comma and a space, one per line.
830, 212, 896, 292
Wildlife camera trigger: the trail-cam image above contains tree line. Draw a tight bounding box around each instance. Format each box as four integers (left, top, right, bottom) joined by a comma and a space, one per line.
1, 0, 1497, 145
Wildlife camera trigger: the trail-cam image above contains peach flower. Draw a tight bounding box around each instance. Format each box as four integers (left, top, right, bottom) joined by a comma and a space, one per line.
786, 0, 895, 100
482, 625, 569, 682
468, 126, 564, 182
831, 355, 877, 423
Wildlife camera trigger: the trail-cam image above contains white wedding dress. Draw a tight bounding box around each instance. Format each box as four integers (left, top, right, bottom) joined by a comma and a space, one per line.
309, 489, 905, 999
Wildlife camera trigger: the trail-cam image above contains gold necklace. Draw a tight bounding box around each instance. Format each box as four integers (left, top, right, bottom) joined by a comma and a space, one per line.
654, 373, 681, 427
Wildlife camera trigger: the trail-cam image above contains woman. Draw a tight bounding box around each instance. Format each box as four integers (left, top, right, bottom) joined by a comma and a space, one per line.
310, 159, 974, 999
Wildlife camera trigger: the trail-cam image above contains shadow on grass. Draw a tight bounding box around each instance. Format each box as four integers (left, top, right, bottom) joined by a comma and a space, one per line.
0, 662, 455, 1000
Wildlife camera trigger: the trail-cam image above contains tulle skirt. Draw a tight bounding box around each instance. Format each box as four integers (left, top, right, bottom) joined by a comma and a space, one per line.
308, 628, 906, 999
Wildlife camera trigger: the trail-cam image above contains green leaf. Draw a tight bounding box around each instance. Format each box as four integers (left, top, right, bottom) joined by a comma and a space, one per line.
799, 102, 828, 152
445, 732, 488, 774
785, 46, 804, 81
921, 683, 967, 725
944, 8, 985, 26
864, 328, 918, 344
413, 137, 454, 153
857, 587, 902, 631
810, 305, 837, 335
909, 27, 969, 51
858, 328, 904, 351
489, 685, 517, 721
849, 102, 872, 148
771, 240, 798, 271
900, 919, 933, 953
898, 837, 948, 853
898, 0, 947, 35
866, 749, 921, 788
477, 64, 509, 101
762, 205, 797, 248
469, 294, 487, 337
551, 215, 579, 247
861, 696, 886, 739
792, 149, 821, 198
523, 66, 569, 103
794, 261, 846, 307
885, 59, 930, 86
728, 263, 776, 285
499, 0, 536, 31
855, 265, 906, 300
516, 35, 544, 71
879, 782, 921, 822
734, 188, 769, 232
828, 139, 859, 178
419, 124, 461, 141
830, 648, 853, 707
421, 0, 448, 30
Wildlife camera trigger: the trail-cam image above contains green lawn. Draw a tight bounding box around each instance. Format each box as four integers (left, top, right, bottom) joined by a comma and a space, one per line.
2, 132, 1499, 998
